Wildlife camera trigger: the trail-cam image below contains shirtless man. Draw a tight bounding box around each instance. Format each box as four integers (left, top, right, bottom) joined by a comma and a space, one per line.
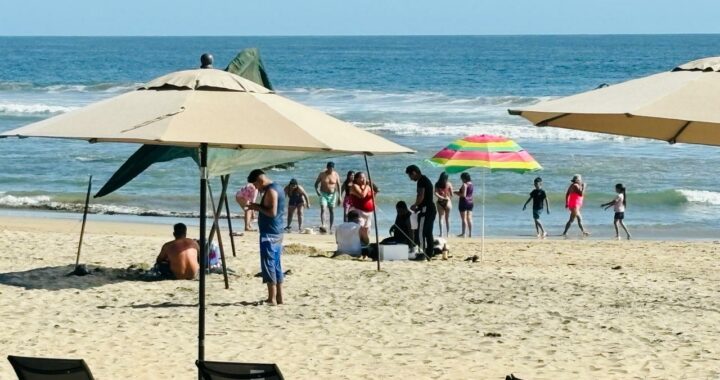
314, 161, 341, 231
155, 223, 200, 280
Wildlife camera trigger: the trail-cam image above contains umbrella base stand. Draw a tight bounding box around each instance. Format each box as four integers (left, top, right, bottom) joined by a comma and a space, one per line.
67, 264, 92, 276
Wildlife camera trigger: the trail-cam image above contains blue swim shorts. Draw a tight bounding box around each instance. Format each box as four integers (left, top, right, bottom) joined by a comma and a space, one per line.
259, 233, 284, 284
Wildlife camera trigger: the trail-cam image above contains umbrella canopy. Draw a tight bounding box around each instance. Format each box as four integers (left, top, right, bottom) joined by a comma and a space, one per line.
428, 134, 542, 173
1, 68, 413, 154
508, 56, 720, 146
94, 48, 316, 198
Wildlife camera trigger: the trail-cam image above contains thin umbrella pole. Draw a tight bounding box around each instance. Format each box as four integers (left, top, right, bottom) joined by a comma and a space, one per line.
363, 153, 381, 271
198, 143, 208, 378
481, 168, 485, 262
75, 175, 92, 267
222, 175, 237, 257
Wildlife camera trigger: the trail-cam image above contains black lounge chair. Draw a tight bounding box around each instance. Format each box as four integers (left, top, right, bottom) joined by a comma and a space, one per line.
196, 360, 284, 380
7, 355, 95, 380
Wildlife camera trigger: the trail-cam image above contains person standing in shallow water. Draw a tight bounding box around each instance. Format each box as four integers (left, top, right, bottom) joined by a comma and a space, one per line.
314, 162, 341, 232
434, 172, 453, 238
455, 172, 474, 238
601, 183, 631, 240
523, 177, 549, 238
562, 174, 590, 237
246, 169, 286, 306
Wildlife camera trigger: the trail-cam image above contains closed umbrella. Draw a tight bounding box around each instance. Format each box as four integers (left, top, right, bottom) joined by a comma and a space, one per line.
428, 134, 542, 259
508, 56, 720, 146
0, 67, 413, 375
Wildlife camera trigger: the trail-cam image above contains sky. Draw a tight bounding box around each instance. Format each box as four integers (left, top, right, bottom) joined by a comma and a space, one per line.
2, 0, 720, 36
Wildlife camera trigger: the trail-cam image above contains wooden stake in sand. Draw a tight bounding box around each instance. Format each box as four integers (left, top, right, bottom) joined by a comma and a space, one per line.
75, 175, 92, 267
221, 174, 237, 257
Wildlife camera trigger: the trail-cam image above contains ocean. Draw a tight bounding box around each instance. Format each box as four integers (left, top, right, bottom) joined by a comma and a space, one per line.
1, 35, 720, 239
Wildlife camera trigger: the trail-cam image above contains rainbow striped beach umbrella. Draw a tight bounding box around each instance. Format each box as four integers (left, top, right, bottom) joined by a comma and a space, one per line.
428, 134, 542, 173
428, 134, 542, 260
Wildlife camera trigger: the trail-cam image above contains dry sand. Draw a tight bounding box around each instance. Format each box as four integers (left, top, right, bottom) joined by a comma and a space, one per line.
1, 215, 719, 379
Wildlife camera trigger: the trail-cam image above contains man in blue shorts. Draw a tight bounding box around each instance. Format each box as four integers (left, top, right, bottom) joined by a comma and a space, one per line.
247, 169, 286, 305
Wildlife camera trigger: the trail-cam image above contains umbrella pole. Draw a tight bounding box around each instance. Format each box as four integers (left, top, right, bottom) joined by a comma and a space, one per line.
363, 153, 381, 271
208, 181, 230, 290
222, 175, 237, 257
75, 175, 92, 267
198, 143, 208, 378
481, 168, 485, 262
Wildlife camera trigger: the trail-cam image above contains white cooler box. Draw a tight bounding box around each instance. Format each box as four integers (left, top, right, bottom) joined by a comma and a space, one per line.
379, 244, 409, 261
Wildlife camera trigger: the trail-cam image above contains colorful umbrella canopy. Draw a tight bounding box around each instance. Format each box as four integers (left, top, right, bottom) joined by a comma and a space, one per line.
428, 134, 542, 173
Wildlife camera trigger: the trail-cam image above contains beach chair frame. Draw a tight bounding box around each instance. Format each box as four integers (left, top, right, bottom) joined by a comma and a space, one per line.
7, 355, 95, 380
196, 359, 285, 380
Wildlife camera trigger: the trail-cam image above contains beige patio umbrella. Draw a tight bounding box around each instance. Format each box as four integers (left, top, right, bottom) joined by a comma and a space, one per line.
0, 67, 413, 371
508, 56, 720, 146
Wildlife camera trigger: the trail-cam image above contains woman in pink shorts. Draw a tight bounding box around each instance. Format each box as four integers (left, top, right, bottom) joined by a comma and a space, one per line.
562, 174, 590, 237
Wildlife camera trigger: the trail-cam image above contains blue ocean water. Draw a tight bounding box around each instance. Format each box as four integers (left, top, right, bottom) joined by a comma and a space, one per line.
1, 35, 720, 238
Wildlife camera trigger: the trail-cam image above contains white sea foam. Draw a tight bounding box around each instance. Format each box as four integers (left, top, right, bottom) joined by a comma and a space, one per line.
0, 102, 77, 116
281, 88, 552, 109
0, 194, 196, 217
356, 121, 632, 141
677, 189, 720, 206
0, 81, 141, 94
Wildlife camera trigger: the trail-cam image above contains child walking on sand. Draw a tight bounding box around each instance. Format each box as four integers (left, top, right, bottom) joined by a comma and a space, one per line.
601, 183, 631, 240
523, 177, 549, 238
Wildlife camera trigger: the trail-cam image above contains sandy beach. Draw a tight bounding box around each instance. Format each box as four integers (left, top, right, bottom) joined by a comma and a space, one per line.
0, 215, 719, 379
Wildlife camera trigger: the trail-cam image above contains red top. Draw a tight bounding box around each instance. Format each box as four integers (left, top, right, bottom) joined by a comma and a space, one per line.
351, 186, 374, 212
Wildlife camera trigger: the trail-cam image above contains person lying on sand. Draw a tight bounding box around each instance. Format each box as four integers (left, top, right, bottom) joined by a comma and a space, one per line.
154, 223, 200, 280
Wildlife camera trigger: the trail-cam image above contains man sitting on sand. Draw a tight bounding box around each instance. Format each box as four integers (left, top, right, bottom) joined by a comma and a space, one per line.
154, 223, 200, 280
333, 210, 370, 258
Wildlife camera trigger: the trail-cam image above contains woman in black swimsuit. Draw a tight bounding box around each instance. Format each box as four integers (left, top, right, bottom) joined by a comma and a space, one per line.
284, 178, 310, 232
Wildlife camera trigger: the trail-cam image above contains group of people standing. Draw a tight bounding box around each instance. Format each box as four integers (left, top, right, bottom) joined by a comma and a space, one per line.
522, 174, 631, 240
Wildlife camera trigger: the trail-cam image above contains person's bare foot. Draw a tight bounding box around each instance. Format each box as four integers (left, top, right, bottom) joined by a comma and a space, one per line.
582, 231, 591, 237
266, 299, 277, 306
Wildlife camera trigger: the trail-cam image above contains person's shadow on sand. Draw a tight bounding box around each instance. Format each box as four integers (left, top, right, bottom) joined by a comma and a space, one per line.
0, 264, 160, 290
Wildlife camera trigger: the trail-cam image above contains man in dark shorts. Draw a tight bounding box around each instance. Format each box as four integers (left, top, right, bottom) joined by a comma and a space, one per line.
406, 165, 436, 260
246, 169, 286, 305
523, 177, 550, 238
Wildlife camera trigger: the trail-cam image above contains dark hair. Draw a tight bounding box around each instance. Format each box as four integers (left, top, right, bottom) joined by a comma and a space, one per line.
616, 183, 627, 207
247, 169, 265, 183
395, 200, 408, 211
289, 178, 298, 186
173, 223, 187, 238
435, 172, 448, 190
343, 171, 355, 193
347, 210, 360, 221
405, 165, 421, 175
327, 161, 335, 168
534, 177, 542, 184
353, 171, 365, 181
460, 172, 471, 182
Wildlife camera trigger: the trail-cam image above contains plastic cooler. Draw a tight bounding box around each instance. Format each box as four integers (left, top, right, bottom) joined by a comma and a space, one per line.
379, 244, 410, 261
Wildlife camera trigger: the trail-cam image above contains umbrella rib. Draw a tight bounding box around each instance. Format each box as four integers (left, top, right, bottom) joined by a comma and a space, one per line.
536, 113, 570, 126
120, 107, 185, 134
668, 120, 692, 144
